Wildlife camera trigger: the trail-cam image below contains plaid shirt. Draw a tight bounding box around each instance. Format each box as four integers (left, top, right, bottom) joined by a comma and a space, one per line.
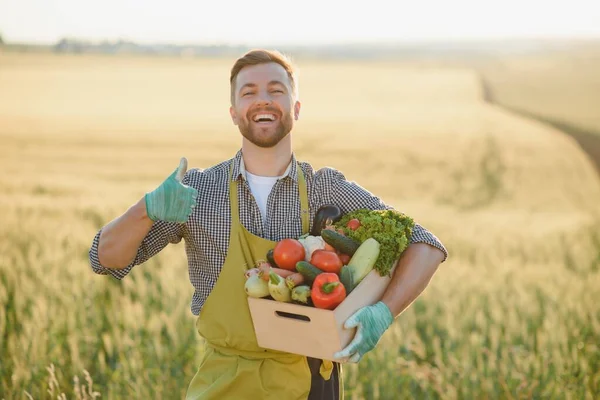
89, 150, 447, 316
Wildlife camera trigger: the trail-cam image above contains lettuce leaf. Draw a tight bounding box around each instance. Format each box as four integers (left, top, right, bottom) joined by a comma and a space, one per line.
335, 209, 414, 276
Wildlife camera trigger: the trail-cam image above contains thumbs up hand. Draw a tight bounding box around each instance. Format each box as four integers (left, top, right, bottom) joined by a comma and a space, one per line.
144, 157, 198, 223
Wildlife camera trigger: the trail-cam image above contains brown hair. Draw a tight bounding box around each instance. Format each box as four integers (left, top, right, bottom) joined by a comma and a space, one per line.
229, 49, 297, 105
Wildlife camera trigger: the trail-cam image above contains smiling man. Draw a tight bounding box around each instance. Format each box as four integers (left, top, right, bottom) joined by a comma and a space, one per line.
88, 49, 447, 399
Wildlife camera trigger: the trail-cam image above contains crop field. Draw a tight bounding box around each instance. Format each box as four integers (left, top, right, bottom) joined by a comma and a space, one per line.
1, 52, 599, 399
478, 44, 600, 174
479, 43, 600, 135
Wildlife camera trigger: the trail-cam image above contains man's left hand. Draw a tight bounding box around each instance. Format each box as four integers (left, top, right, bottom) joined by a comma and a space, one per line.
333, 301, 394, 363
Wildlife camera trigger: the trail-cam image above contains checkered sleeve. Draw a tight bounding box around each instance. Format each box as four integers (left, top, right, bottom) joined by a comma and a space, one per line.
410, 224, 447, 262
89, 219, 184, 279
88, 172, 190, 279
323, 168, 448, 262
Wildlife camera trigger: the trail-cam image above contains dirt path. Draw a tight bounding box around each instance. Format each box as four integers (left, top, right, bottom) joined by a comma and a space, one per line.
479, 74, 600, 176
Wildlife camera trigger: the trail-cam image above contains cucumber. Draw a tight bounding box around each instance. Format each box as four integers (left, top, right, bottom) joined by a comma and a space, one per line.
347, 238, 380, 285
321, 229, 360, 256
339, 265, 355, 295
295, 261, 324, 283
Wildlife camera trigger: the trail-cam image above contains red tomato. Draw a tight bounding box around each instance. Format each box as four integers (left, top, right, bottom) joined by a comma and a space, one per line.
310, 250, 343, 274
346, 218, 361, 231
273, 239, 305, 271
338, 253, 351, 265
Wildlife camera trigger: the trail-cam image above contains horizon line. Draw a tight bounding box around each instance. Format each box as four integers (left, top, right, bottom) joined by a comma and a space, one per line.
3, 33, 600, 48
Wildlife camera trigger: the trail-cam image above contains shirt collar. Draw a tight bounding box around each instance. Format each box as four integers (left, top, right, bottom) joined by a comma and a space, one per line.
231, 149, 298, 182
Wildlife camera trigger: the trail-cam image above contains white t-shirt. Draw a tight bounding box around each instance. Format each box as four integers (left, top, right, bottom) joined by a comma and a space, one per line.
245, 171, 281, 226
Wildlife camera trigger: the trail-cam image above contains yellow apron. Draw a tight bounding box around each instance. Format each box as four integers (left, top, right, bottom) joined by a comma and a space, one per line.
186, 163, 337, 400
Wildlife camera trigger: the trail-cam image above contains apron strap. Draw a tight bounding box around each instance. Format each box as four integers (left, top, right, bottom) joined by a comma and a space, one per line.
229, 159, 309, 235
320, 360, 334, 381
229, 163, 241, 227
297, 164, 309, 235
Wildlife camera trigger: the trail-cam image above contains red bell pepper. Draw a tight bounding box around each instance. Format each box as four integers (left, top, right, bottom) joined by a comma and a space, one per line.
311, 273, 347, 310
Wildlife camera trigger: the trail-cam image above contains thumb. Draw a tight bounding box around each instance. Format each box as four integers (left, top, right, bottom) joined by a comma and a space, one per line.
344, 308, 364, 329
174, 157, 188, 182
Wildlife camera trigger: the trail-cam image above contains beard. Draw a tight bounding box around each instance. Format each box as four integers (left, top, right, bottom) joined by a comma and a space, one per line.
237, 109, 294, 148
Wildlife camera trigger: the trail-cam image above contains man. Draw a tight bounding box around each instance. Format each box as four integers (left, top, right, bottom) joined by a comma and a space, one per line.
89, 49, 447, 399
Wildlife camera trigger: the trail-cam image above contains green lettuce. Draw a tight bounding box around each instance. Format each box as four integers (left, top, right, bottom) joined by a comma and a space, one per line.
335, 209, 414, 276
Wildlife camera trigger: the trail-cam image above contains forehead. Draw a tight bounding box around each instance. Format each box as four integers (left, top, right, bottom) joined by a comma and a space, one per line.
235, 62, 292, 89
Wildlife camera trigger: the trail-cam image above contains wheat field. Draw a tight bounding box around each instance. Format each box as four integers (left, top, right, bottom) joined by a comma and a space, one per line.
0, 52, 599, 400
479, 45, 600, 135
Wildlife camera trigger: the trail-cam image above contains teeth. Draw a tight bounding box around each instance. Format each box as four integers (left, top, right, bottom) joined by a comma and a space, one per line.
253, 114, 276, 122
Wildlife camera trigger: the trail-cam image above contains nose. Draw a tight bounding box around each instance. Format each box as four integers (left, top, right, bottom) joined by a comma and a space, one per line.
255, 90, 273, 106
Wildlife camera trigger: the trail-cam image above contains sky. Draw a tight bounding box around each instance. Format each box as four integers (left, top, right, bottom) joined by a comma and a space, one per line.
1, 0, 599, 45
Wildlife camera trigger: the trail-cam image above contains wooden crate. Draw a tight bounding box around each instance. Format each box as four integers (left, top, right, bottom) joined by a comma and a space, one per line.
247, 265, 395, 362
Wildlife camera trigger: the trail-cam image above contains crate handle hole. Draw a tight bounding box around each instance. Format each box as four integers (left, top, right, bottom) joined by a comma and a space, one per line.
274, 311, 311, 322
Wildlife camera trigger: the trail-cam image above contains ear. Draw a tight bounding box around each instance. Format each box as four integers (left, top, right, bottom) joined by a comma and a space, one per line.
229, 106, 239, 126
293, 100, 301, 121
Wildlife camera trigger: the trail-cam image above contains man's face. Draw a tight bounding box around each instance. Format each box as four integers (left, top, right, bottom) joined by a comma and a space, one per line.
230, 63, 301, 148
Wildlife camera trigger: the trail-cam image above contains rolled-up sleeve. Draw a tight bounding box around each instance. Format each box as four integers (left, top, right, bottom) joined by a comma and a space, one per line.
88, 219, 184, 279
409, 223, 448, 262
319, 167, 448, 262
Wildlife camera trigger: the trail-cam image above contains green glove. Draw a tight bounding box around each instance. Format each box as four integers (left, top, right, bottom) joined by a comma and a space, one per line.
144, 157, 198, 223
333, 301, 394, 363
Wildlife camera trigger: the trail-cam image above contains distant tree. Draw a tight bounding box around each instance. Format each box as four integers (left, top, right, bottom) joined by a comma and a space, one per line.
0, 33, 4, 45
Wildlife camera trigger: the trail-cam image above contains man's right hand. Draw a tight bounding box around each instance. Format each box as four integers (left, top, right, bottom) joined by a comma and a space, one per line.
144, 157, 198, 223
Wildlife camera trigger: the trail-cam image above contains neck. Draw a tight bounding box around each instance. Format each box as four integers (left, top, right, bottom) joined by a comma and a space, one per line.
241, 136, 292, 177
